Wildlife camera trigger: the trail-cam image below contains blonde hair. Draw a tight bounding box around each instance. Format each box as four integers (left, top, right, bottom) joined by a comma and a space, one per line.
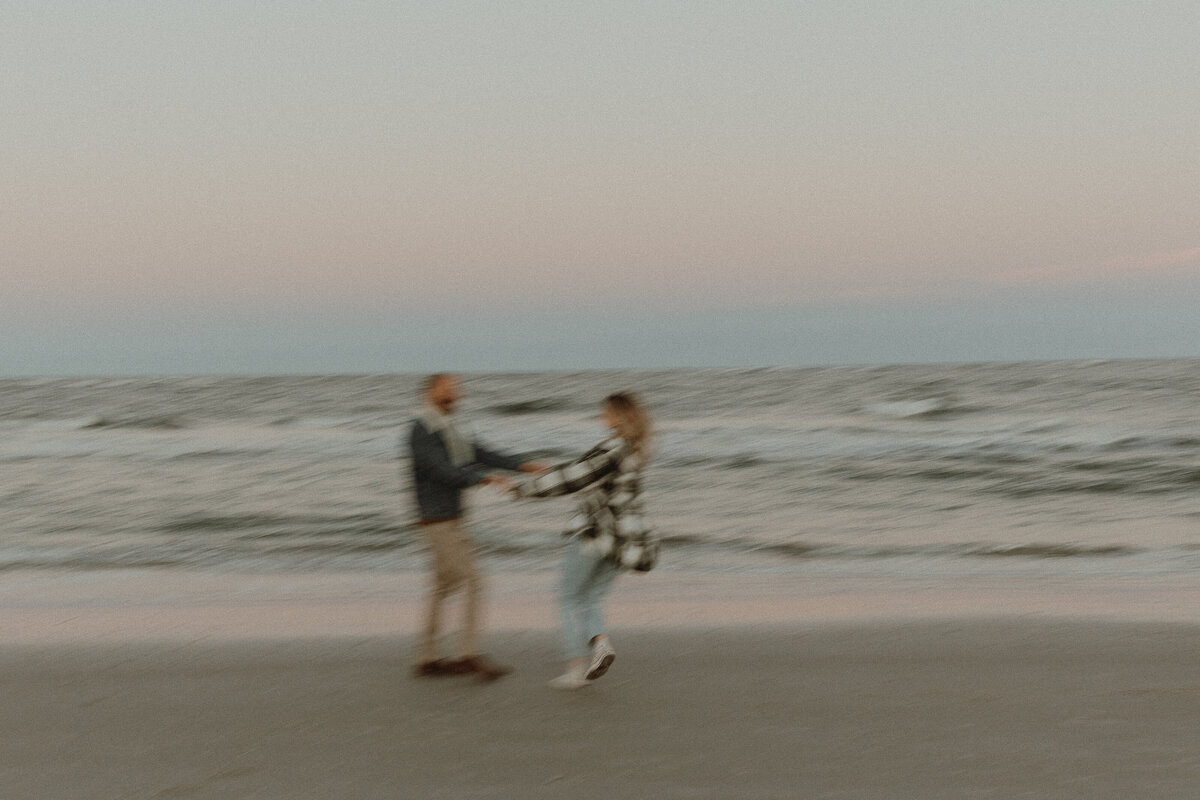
605, 391, 653, 462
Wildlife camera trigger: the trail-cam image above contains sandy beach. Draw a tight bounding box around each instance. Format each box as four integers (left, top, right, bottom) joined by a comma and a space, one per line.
3, 571, 1200, 799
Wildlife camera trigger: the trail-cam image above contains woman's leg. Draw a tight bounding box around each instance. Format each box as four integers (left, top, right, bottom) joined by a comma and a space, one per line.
555, 540, 623, 688
558, 539, 592, 662
578, 555, 621, 645
551, 540, 595, 688
576, 555, 620, 680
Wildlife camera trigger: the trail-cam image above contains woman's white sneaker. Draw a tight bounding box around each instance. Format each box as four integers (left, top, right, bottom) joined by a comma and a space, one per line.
586, 636, 616, 681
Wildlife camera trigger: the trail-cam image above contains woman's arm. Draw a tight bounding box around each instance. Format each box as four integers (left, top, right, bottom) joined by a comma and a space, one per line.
514, 440, 629, 499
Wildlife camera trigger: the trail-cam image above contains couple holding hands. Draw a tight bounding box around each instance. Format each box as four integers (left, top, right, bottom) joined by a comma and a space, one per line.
408, 373, 657, 690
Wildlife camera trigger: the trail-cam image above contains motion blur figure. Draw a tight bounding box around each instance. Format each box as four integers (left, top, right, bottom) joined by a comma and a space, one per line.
408, 373, 543, 681
515, 391, 658, 689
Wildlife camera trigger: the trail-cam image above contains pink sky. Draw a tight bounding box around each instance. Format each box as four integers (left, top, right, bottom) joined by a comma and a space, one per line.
3, 2, 1199, 374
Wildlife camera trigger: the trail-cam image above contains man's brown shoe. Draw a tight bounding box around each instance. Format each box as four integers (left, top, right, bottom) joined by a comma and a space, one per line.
412, 659, 457, 678
450, 655, 512, 681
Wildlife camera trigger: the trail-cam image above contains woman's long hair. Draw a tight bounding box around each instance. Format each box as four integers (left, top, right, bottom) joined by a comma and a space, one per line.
605, 391, 653, 463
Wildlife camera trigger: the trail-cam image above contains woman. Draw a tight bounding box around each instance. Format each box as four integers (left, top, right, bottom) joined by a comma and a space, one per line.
515, 391, 657, 689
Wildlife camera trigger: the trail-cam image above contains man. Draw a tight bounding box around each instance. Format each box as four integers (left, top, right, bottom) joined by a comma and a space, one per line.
408, 373, 542, 680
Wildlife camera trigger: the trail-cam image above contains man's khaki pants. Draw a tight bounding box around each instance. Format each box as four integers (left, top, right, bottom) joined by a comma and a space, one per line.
419, 519, 483, 662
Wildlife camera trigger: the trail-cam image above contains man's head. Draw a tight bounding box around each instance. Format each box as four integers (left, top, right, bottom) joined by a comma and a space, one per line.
423, 373, 463, 414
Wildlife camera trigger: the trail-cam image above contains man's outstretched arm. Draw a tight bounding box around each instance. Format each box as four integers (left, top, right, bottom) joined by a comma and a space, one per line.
474, 440, 544, 474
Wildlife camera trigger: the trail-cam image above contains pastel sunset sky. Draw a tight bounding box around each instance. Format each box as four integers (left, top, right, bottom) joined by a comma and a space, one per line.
4, 1, 1198, 375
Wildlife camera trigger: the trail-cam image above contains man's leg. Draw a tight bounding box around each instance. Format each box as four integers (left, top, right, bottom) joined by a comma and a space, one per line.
419, 519, 509, 679
418, 520, 469, 664
453, 524, 484, 659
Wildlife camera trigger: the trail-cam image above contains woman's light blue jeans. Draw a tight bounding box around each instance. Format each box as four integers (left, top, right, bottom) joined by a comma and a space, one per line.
559, 538, 621, 660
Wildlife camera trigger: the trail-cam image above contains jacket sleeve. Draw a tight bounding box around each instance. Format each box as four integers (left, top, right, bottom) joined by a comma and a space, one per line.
515, 441, 628, 499
472, 440, 526, 472
410, 422, 488, 489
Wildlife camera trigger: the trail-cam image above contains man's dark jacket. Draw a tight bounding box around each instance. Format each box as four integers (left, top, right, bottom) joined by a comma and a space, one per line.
408, 417, 524, 522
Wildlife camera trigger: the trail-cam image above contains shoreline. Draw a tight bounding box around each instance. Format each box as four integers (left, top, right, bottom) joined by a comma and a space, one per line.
3, 567, 1200, 644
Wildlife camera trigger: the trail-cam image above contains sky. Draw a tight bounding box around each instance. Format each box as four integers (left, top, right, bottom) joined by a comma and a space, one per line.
3, 1, 1199, 376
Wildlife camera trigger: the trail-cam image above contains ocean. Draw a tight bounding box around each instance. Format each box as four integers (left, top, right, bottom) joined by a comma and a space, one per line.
2, 360, 1197, 580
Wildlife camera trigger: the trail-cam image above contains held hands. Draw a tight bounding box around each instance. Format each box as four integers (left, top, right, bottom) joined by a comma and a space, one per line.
482, 462, 548, 497
510, 462, 550, 498
480, 474, 514, 494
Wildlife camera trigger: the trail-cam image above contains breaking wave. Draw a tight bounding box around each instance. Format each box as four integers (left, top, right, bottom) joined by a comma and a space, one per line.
82, 415, 189, 431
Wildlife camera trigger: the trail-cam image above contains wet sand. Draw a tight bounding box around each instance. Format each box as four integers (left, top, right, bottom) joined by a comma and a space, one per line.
3, 576, 1200, 799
